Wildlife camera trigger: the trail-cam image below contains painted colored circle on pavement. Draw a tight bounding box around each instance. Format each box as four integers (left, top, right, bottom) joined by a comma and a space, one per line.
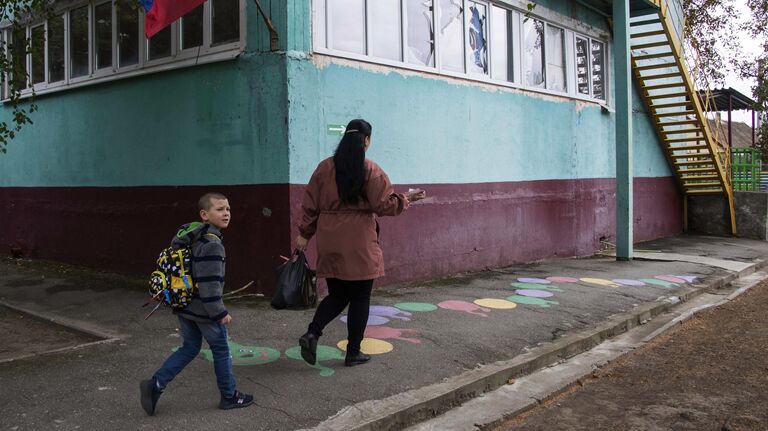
511, 282, 563, 292
507, 295, 559, 307
517, 277, 551, 284
474, 298, 518, 309
639, 278, 677, 288
394, 302, 438, 312
546, 276, 579, 283
612, 279, 645, 286
515, 289, 554, 298
580, 278, 620, 287
655, 275, 688, 284
341, 315, 389, 326
675, 275, 698, 283
337, 338, 394, 355
285, 345, 345, 377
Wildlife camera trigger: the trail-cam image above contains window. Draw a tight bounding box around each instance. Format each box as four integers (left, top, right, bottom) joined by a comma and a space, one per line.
3, 0, 244, 98
575, 36, 590, 95
573, 35, 606, 100
48, 16, 65, 83
328, 0, 365, 54
466, 1, 488, 75
406, 0, 434, 67
370, 0, 401, 61
439, 0, 464, 72
31, 26, 45, 85
181, 4, 204, 50
591, 40, 605, 100
117, 2, 139, 68
522, 18, 544, 88
94, 2, 112, 70
545, 24, 565, 92
490, 6, 513, 82
212, 0, 240, 46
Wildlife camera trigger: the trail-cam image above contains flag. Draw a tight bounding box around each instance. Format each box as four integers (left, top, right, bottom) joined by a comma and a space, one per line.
143, 0, 206, 38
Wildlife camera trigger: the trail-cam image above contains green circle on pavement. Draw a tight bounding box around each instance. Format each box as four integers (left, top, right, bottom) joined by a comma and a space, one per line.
394, 302, 438, 312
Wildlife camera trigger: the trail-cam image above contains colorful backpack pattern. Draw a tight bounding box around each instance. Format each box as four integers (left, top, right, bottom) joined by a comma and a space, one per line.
149, 246, 196, 311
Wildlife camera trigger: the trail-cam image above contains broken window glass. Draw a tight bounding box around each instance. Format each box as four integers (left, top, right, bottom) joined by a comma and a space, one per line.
371, 0, 402, 61
591, 40, 605, 100
545, 24, 565, 92
466, 1, 487, 75
329, 0, 365, 54
522, 18, 544, 88
490, 6, 511, 82
406, 0, 434, 67
575, 36, 590, 95
439, 0, 464, 72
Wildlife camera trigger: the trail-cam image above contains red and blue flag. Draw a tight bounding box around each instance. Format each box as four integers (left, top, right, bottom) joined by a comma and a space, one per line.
142, 0, 206, 38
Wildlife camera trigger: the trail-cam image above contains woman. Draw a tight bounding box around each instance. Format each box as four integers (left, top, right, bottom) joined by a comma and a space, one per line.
295, 119, 426, 367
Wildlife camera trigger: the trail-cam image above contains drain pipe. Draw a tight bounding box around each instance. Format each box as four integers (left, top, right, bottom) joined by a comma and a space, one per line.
253, 0, 279, 51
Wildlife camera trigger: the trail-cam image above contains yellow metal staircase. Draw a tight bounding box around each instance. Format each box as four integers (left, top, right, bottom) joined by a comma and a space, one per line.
629, 0, 736, 234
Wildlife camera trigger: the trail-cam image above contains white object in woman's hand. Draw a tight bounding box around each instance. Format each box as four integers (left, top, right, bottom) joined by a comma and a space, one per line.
407, 188, 427, 202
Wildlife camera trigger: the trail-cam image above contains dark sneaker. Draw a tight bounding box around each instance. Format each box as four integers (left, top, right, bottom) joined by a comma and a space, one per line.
299, 332, 318, 365
219, 390, 254, 410
344, 352, 371, 367
140, 378, 162, 416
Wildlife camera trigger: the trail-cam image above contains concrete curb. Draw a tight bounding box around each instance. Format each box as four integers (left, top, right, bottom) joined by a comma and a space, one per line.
309, 260, 765, 431
0, 301, 121, 364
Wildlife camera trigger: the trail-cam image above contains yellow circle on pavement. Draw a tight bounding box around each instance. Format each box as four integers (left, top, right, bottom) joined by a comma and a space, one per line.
474, 298, 518, 309
580, 277, 620, 287
337, 338, 394, 355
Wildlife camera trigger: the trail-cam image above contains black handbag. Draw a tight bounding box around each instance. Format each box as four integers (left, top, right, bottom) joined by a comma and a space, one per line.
271, 250, 317, 310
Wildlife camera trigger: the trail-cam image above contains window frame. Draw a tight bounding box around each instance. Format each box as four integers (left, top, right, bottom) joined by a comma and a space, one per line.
312, 0, 610, 105
2, 0, 246, 101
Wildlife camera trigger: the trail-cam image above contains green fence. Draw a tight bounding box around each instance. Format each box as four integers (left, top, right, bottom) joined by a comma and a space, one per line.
732, 148, 762, 191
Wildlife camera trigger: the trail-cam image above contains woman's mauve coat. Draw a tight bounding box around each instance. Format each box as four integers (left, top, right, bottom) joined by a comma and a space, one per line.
298, 157, 410, 281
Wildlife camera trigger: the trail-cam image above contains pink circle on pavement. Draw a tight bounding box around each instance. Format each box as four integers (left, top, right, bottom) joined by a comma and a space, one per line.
655, 275, 687, 284
612, 279, 645, 286
546, 277, 579, 283
517, 278, 551, 284
516, 289, 554, 298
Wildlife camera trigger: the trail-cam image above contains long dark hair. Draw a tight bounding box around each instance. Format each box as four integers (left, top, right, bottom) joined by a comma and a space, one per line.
334, 119, 372, 204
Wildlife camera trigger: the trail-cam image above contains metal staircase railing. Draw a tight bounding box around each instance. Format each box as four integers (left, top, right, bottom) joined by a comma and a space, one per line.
629, 0, 737, 234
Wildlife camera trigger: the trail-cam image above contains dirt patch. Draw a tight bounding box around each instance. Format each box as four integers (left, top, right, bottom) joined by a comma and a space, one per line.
0, 305, 103, 362
490, 280, 768, 431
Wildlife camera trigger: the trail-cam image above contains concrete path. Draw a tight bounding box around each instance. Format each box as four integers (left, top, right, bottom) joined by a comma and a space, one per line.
1, 234, 766, 431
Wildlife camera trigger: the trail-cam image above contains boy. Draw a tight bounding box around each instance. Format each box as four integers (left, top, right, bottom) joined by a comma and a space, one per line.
140, 192, 253, 415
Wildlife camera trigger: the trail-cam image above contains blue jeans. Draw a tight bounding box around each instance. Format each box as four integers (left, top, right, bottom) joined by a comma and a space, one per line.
153, 316, 236, 398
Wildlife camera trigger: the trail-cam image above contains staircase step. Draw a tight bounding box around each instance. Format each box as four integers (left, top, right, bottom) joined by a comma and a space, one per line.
631, 41, 671, 49
684, 182, 722, 188
651, 101, 691, 109
636, 62, 678, 71
675, 160, 714, 166
631, 30, 666, 38
677, 167, 718, 173
667, 138, 705, 145
648, 92, 688, 100
687, 189, 724, 195
657, 119, 699, 126
640, 72, 684, 81
633, 52, 674, 61
670, 153, 710, 159
680, 174, 719, 180
662, 128, 702, 135
643, 82, 687, 90
630, 18, 661, 27
655, 110, 696, 117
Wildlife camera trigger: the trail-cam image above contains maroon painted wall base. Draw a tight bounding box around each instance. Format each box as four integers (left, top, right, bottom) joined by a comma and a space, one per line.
1, 177, 681, 294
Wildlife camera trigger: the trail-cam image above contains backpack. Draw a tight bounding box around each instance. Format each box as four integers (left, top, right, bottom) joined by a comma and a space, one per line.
143, 224, 218, 319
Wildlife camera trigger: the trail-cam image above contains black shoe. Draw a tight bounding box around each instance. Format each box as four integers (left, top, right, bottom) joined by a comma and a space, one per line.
344, 352, 371, 367
140, 378, 162, 416
219, 390, 254, 410
299, 332, 318, 365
